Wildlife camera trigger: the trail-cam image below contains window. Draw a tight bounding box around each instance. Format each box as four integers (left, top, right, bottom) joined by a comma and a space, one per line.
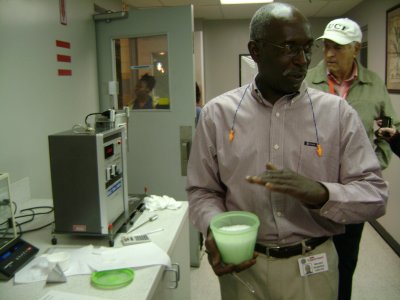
113, 35, 170, 110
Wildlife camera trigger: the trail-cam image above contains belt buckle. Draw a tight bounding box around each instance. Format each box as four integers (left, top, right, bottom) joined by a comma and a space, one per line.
303, 240, 312, 254
266, 245, 280, 257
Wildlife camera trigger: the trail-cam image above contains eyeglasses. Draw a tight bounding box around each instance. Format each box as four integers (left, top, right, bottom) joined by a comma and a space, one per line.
255, 39, 314, 57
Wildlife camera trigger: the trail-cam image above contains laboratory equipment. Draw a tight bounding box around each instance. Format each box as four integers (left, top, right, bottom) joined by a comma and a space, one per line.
91, 268, 134, 289
0, 173, 39, 280
48, 127, 129, 246
127, 214, 158, 233
121, 234, 151, 246
94, 107, 130, 131
210, 211, 260, 265
41, 252, 71, 272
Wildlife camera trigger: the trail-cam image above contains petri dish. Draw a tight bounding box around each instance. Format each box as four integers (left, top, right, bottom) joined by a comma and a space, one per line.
91, 268, 135, 289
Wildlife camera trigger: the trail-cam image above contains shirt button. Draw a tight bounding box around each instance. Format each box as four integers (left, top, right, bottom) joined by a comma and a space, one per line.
276, 112, 280, 117
276, 211, 283, 217
274, 144, 279, 150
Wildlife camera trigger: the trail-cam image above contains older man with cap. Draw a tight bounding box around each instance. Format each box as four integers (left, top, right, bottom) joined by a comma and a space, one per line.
306, 18, 399, 300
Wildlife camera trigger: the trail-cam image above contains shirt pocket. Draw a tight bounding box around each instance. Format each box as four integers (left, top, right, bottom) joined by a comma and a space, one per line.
296, 142, 339, 181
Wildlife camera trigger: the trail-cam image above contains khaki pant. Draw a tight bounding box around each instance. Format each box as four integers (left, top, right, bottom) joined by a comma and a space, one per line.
219, 238, 338, 300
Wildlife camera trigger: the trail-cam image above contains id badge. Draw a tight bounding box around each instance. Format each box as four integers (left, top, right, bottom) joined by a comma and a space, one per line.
298, 253, 328, 276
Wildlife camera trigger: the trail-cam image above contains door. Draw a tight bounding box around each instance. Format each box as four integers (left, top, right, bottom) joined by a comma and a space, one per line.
95, 5, 195, 198
95, 5, 200, 265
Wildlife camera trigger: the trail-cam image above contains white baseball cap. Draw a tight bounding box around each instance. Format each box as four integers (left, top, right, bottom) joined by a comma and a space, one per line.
317, 18, 362, 45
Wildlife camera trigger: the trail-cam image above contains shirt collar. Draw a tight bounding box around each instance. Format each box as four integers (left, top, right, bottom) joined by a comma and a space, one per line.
327, 61, 358, 84
251, 80, 306, 106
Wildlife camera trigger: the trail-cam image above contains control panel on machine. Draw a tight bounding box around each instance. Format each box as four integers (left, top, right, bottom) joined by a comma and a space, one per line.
104, 138, 122, 184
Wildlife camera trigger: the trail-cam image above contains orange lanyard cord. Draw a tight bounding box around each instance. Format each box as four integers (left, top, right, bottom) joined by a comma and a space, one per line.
328, 78, 335, 95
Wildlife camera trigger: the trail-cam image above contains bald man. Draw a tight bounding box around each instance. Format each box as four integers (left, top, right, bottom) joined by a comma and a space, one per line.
187, 4, 387, 300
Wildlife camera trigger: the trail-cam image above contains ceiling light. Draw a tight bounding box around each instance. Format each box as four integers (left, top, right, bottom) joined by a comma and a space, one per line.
221, 0, 273, 4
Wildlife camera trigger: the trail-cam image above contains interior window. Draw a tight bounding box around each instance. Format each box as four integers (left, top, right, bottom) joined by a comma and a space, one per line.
113, 34, 170, 110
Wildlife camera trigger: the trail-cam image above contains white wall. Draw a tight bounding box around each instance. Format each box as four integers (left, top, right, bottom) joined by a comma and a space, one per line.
202, 19, 250, 101
0, 0, 120, 198
347, 0, 400, 245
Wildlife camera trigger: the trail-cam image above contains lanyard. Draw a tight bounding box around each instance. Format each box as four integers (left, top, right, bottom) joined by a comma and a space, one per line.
328, 78, 335, 95
328, 77, 350, 99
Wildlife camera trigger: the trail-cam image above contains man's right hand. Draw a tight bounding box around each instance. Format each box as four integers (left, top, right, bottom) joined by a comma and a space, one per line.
205, 229, 257, 276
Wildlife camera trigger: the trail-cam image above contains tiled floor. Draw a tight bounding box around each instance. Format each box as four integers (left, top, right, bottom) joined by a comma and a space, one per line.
190, 222, 400, 300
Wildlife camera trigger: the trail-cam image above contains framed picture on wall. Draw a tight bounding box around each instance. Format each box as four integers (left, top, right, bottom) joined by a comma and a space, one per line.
385, 4, 400, 93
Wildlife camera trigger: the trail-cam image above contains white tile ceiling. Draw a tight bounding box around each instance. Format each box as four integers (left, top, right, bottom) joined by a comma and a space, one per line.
123, 0, 364, 19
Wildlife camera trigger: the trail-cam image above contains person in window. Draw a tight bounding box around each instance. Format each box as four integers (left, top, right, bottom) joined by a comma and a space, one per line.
305, 18, 399, 300
186, 3, 387, 300
132, 73, 156, 109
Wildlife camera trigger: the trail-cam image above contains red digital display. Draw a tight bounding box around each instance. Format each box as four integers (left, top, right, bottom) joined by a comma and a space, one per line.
104, 144, 114, 158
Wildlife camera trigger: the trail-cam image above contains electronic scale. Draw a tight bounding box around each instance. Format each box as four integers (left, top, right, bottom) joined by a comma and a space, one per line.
0, 173, 39, 280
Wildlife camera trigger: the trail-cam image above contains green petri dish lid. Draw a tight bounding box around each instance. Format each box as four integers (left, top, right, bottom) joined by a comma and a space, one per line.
91, 268, 135, 289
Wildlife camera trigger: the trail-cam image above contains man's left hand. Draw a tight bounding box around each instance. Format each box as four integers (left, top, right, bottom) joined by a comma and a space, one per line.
205, 229, 257, 276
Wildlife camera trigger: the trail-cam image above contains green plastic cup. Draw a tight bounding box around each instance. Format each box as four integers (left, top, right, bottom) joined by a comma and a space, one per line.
210, 211, 260, 265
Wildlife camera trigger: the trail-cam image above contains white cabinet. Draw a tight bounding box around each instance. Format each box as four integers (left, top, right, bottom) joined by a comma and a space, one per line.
152, 212, 191, 299
0, 201, 191, 300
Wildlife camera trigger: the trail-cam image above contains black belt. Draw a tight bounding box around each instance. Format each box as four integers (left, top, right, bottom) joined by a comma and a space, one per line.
255, 236, 329, 259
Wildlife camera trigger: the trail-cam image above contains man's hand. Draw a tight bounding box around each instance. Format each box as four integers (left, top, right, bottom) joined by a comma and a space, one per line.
375, 126, 397, 141
205, 229, 257, 276
246, 163, 328, 208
